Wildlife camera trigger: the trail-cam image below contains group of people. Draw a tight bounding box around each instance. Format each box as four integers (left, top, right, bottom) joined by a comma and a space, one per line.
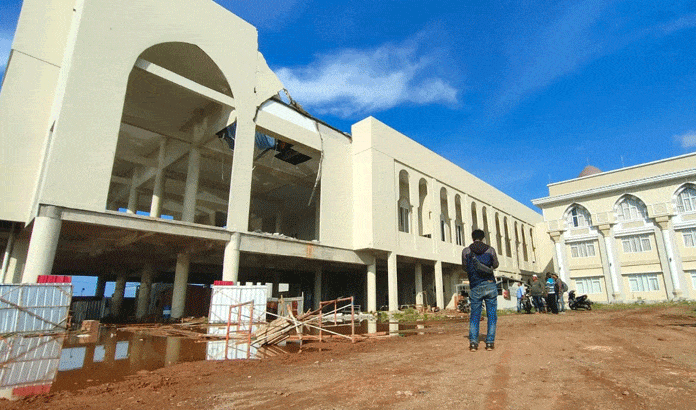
515, 272, 567, 314
462, 229, 568, 352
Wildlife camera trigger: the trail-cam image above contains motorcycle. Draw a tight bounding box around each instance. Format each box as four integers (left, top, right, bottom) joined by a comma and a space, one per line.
457, 293, 471, 313
568, 290, 592, 310
520, 292, 534, 314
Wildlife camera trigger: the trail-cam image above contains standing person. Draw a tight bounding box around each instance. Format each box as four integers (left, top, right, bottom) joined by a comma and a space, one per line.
545, 273, 559, 314
462, 229, 500, 352
554, 273, 567, 313
515, 281, 526, 313
530, 275, 545, 313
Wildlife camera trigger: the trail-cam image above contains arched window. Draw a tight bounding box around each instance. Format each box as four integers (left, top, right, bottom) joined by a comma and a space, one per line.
504, 217, 512, 257
398, 170, 411, 233
676, 185, 696, 213
471, 202, 478, 230
521, 226, 529, 262
454, 195, 464, 246
495, 214, 503, 253
440, 187, 450, 242
482, 207, 490, 244
418, 179, 430, 237
566, 205, 592, 228
615, 195, 648, 222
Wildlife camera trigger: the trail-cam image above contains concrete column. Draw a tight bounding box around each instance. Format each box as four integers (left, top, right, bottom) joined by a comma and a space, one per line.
222, 232, 241, 282
598, 225, 622, 300
95, 276, 107, 298
367, 258, 377, 312
164, 337, 181, 366
314, 267, 322, 310
387, 252, 398, 311
182, 147, 201, 223
171, 253, 190, 319
127, 170, 139, 214
226, 109, 256, 231
4, 235, 29, 283
275, 209, 283, 233
655, 217, 682, 298
463, 194, 472, 245
434, 260, 444, 309
22, 206, 62, 283
111, 273, 127, 317
136, 264, 154, 320
150, 139, 167, 217
549, 232, 569, 284
1, 225, 17, 283
414, 263, 423, 306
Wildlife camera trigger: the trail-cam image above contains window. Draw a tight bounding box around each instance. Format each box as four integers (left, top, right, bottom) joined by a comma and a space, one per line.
628, 274, 660, 292
398, 203, 410, 233
616, 197, 647, 222
677, 187, 696, 213
683, 229, 696, 248
567, 206, 591, 228
575, 277, 602, 294
621, 235, 651, 253
440, 219, 446, 241
455, 223, 463, 246
690, 271, 696, 289
570, 241, 596, 258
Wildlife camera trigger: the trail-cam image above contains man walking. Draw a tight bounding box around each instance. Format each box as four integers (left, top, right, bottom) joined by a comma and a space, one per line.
462, 229, 499, 351
515, 281, 526, 313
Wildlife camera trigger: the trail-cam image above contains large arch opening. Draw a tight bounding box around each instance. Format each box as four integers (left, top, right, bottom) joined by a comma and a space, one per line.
106, 42, 235, 226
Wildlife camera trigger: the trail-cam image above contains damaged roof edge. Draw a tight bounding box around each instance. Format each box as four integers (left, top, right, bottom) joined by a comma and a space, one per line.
265, 95, 352, 140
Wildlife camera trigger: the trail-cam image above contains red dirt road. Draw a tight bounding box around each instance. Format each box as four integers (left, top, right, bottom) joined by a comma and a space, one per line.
2, 304, 695, 410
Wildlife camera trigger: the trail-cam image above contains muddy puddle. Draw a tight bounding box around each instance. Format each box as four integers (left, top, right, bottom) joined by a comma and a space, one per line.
0, 320, 440, 400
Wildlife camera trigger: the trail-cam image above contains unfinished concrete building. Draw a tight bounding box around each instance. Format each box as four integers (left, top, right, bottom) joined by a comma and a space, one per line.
0, 0, 549, 319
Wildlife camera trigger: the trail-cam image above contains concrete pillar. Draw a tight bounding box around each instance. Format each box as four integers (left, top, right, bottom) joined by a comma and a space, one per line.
434, 260, 444, 309
164, 337, 181, 366
136, 264, 154, 320
171, 253, 190, 319
222, 232, 241, 282
597, 225, 622, 300
127, 170, 139, 214
655, 217, 682, 298
549, 232, 569, 284
1, 225, 17, 283
111, 273, 127, 317
4, 235, 29, 283
150, 139, 167, 217
22, 206, 62, 283
226, 108, 256, 231
95, 276, 107, 298
387, 252, 398, 311
414, 263, 423, 306
313, 267, 322, 310
367, 258, 377, 312
275, 209, 283, 233
182, 147, 201, 223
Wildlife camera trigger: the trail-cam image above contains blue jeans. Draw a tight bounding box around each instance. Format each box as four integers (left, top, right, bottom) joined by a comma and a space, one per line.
469, 281, 497, 344
558, 293, 565, 312
516, 297, 522, 312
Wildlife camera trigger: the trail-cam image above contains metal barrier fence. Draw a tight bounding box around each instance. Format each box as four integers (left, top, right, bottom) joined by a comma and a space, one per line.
0, 284, 72, 335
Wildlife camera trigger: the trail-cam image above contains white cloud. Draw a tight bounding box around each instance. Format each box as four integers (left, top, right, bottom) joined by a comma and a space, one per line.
663, 13, 696, 34
676, 130, 696, 149
275, 39, 458, 118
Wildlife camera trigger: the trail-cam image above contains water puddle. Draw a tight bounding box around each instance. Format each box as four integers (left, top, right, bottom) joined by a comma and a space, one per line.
0, 320, 440, 400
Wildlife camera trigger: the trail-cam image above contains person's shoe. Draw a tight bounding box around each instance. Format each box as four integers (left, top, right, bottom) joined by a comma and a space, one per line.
485, 342, 494, 351
469, 342, 478, 352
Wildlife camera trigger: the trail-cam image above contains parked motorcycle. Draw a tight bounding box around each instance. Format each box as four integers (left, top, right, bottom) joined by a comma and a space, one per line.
568, 290, 592, 310
457, 292, 471, 313
520, 292, 534, 314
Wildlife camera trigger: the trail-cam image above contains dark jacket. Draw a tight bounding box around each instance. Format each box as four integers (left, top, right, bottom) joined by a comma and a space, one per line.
462, 241, 499, 289
530, 279, 546, 296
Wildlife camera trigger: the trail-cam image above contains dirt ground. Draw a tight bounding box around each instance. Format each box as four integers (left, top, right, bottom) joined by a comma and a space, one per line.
2, 304, 696, 410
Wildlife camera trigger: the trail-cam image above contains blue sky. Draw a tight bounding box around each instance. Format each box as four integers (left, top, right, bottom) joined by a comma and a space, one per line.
2, 0, 696, 213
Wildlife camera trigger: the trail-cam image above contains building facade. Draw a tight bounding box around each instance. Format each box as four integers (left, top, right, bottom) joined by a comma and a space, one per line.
533, 153, 696, 303
0, 0, 548, 317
